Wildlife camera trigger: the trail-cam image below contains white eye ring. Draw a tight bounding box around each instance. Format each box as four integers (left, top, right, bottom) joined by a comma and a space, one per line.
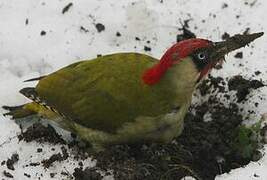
197, 53, 206, 60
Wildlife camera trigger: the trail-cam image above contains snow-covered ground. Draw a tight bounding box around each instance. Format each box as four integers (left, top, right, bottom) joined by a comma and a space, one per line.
0, 0, 266, 179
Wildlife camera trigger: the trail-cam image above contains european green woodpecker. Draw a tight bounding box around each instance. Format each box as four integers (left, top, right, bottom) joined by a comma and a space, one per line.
3, 32, 263, 151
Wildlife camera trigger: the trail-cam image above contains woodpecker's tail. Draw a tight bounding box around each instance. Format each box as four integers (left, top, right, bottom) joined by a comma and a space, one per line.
2, 103, 36, 119
2, 87, 39, 119
3, 87, 49, 119
3, 87, 61, 120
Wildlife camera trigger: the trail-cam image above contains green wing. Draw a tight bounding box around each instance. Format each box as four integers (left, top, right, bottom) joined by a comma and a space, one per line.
36, 53, 173, 133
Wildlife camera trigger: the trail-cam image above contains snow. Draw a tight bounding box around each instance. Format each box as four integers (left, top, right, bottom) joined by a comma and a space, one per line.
0, 0, 266, 179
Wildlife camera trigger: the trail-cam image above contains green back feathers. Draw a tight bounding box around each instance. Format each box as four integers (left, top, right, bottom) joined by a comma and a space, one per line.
35, 53, 198, 133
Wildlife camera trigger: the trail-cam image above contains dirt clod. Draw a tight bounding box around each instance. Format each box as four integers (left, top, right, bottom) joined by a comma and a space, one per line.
18, 123, 66, 145
222, 3, 228, 9
37, 148, 43, 153
95, 23, 105, 33
228, 75, 264, 102
222, 32, 230, 40
25, 18, 29, 25
144, 46, 151, 52
73, 167, 103, 180
29, 162, 40, 167
50, 173, 56, 178
62, 3, 73, 14
198, 75, 225, 96
177, 20, 196, 42
40, 31, 46, 36
6, 153, 19, 170
116, 32, 121, 37
3, 170, 13, 178
243, 28, 250, 35
80, 26, 89, 33
42, 146, 69, 168
255, 71, 261, 76
234, 52, 243, 59
24, 173, 31, 178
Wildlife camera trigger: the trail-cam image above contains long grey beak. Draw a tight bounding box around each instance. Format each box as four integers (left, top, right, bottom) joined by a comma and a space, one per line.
210, 32, 264, 61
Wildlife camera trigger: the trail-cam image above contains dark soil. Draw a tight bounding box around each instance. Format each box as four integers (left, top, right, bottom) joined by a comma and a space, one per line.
37, 148, 43, 153
255, 71, 261, 76
42, 146, 69, 168
40, 31, 46, 36
28, 162, 41, 167
73, 167, 103, 180
80, 26, 89, 33
24, 173, 31, 178
222, 3, 228, 9
6, 153, 19, 170
222, 32, 230, 40
228, 75, 265, 102
176, 20, 196, 42
234, 52, 243, 59
116, 32, 121, 37
144, 46, 152, 52
95, 23, 105, 33
62, 3, 73, 14
18, 123, 66, 145
198, 75, 225, 96
3, 170, 13, 178
243, 28, 250, 35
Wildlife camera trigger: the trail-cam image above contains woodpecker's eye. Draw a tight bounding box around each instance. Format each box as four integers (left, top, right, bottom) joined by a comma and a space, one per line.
191, 49, 210, 71
197, 52, 206, 60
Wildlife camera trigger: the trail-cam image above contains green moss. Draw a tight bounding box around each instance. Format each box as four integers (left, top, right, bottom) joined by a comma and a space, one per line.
231, 120, 262, 159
